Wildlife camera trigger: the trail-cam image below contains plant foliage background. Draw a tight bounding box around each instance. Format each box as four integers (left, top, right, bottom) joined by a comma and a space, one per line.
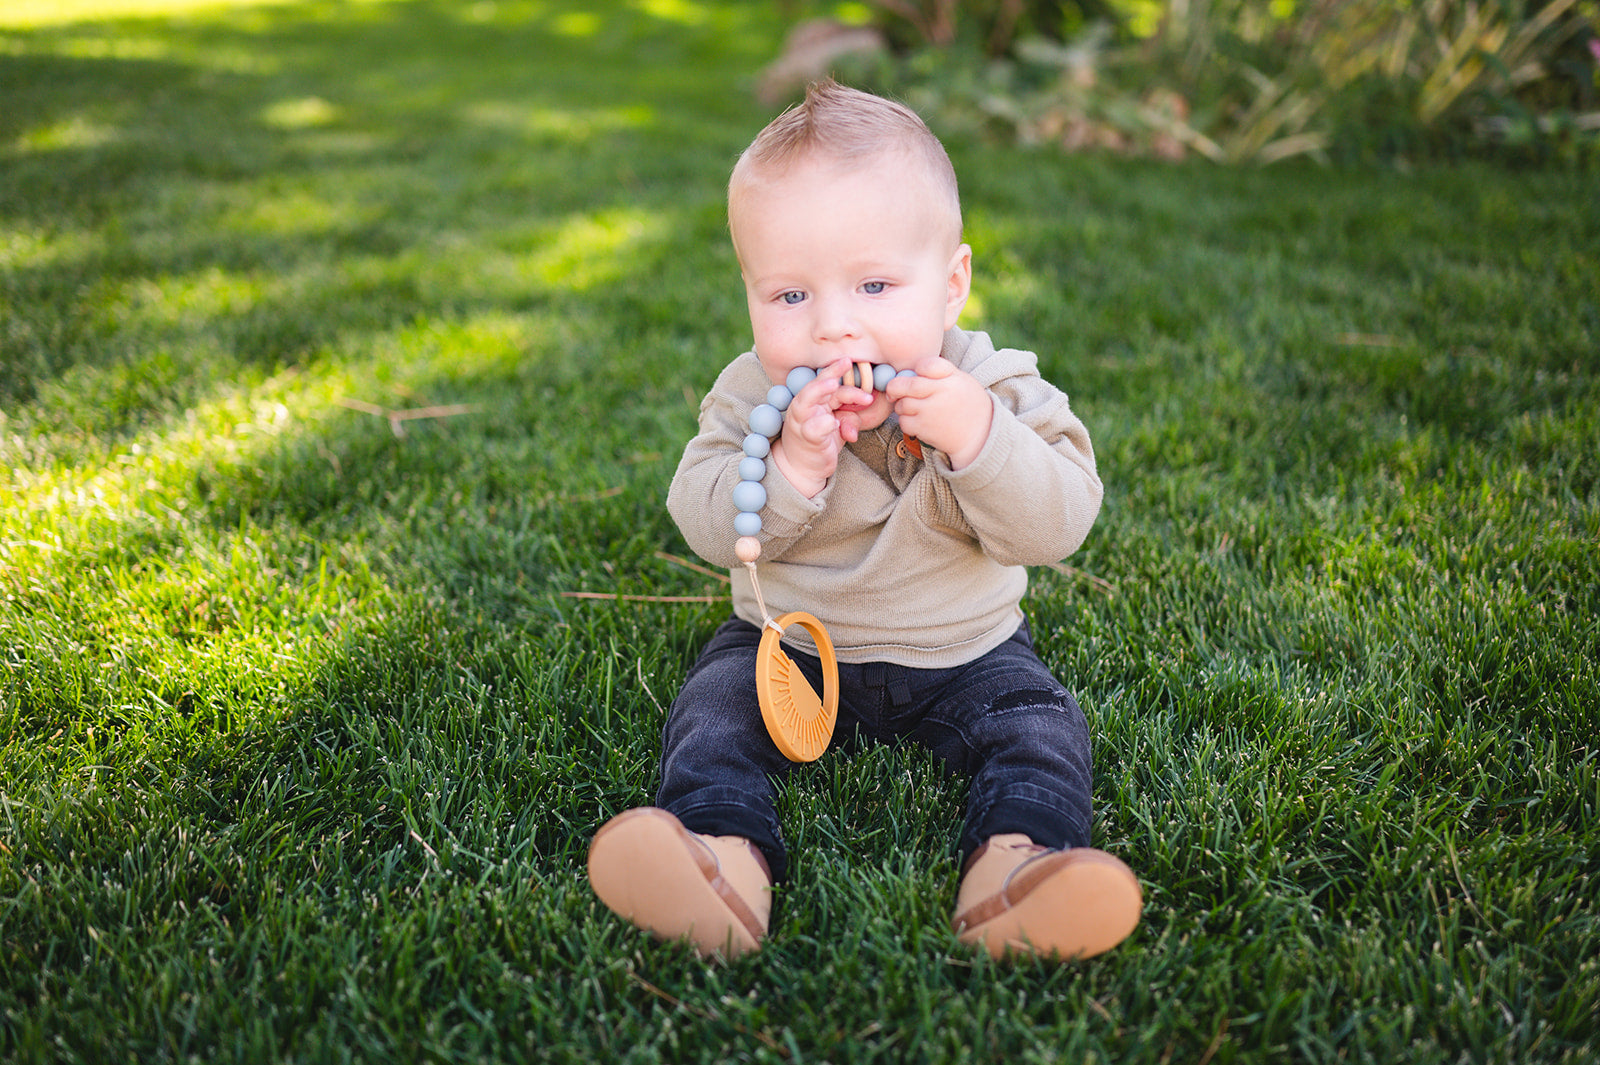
840, 0, 1600, 164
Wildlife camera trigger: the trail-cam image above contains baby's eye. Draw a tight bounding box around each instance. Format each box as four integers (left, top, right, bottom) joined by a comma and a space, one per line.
862, 281, 887, 295
779, 290, 806, 305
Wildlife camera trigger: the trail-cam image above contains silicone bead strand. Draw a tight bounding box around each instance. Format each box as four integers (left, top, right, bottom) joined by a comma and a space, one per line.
734, 363, 915, 564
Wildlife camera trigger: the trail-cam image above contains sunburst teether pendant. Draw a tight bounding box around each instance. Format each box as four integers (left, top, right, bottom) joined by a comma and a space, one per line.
756, 612, 839, 763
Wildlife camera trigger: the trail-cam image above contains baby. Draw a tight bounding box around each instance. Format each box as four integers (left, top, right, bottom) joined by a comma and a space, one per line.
588, 79, 1140, 961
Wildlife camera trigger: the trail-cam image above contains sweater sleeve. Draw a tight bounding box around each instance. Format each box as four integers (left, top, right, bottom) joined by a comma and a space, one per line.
666, 352, 825, 569
929, 333, 1103, 567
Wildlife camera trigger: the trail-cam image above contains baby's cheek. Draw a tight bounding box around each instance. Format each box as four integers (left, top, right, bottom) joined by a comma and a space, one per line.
755, 354, 791, 387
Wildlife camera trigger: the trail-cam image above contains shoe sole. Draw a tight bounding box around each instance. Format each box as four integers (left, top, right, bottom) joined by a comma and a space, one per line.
587, 808, 762, 958
956, 848, 1142, 961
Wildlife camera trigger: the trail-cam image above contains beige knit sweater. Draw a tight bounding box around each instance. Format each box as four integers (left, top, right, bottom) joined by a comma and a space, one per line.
667, 327, 1103, 669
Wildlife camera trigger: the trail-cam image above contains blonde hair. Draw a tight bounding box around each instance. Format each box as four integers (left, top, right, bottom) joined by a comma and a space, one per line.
729, 79, 962, 241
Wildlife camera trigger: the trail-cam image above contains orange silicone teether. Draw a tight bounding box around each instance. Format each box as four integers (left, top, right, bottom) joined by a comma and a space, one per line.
756, 611, 840, 763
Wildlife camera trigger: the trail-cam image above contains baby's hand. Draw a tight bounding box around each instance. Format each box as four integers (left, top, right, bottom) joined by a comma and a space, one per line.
887, 356, 993, 470
770, 357, 874, 498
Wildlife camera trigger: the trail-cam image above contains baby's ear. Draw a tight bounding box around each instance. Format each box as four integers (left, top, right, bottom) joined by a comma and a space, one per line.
944, 243, 973, 329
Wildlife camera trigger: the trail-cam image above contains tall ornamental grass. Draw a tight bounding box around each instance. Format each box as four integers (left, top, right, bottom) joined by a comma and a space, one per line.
849, 0, 1600, 163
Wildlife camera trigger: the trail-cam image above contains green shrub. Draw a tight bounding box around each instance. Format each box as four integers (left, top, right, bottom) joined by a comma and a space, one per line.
862, 0, 1126, 55
857, 0, 1600, 164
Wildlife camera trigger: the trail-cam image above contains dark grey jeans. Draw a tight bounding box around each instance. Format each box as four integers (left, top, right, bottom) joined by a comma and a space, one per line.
656, 617, 1093, 883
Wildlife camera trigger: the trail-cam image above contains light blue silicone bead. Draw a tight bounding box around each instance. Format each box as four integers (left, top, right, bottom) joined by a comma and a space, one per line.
895, 368, 917, 379
785, 366, 818, 395
738, 455, 766, 481
742, 432, 770, 458
748, 403, 783, 438
734, 510, 762, 536
732, 479, 767, 513
766, 384, 794, 412
873, 363, 896, 391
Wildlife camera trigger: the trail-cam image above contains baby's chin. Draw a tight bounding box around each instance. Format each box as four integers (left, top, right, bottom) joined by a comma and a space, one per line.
835, 397, 892, 437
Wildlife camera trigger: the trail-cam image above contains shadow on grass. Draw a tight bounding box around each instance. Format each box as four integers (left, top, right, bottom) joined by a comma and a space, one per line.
3, 8, 776, 1034
1, 0, 763, 774
1, 0, 763, 418
1, 0, 778, 758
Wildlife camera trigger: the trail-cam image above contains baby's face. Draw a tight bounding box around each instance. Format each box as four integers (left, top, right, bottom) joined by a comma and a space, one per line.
731, 154, 970, 434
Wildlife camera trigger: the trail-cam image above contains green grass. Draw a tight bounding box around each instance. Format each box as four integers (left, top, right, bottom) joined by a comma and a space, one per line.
2, 1, 1596, 1062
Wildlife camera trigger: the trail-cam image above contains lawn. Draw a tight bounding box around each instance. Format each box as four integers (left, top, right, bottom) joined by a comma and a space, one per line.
2, 1, 1597, 1062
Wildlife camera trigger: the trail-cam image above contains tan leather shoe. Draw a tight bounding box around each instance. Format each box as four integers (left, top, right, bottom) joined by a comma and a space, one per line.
953, 833, 1141, 960
587, 807, 771, 959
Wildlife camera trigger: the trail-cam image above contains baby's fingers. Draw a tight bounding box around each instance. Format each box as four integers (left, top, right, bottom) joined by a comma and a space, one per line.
794, 405, 841, 445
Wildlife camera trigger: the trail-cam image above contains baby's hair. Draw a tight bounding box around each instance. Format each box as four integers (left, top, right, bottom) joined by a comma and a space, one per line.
730, 78, 962, 239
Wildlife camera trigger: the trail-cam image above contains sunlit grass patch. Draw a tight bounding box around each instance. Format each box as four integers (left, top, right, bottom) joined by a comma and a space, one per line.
0, 0, 371, 27
459, 100, 656, 141
10, 113, 123, 151
525, 207, 673, 291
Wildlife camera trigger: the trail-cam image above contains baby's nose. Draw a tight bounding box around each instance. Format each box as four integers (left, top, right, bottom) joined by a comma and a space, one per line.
811, 296, 860, 343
